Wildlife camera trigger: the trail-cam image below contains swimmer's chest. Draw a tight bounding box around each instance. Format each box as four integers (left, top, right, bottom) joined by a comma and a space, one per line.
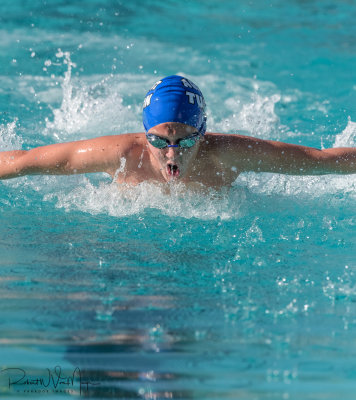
114, 145, 240, 187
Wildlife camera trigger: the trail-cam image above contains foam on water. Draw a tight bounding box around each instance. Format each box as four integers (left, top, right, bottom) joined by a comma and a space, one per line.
43, 179, 246, 220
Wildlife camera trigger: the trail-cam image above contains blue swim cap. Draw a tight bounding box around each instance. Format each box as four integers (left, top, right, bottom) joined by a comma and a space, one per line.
142, 75, 207, 135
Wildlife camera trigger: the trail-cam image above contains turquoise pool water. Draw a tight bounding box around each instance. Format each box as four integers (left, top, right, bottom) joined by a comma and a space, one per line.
1, 1, 356, 399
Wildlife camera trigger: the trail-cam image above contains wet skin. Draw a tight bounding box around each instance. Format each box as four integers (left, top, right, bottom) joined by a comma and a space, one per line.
115, 122, 240, 188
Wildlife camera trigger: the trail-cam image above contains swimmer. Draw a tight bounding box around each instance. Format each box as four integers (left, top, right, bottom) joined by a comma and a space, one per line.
1, 74, 356, 188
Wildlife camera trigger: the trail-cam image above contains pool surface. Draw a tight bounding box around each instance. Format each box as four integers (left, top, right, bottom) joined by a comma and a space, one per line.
1, 1, 356, 399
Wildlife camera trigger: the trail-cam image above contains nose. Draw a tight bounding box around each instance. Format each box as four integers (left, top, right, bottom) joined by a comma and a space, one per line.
165, 145, 178, 159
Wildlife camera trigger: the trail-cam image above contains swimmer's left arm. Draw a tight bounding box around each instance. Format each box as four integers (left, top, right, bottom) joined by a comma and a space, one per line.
215, 134, 356, 175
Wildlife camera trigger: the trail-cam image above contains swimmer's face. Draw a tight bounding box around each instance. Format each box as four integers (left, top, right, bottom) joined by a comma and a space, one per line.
146, 122, 201, 182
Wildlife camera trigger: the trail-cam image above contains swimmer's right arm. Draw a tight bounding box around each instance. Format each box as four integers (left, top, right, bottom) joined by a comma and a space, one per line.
0, 135, 131, 180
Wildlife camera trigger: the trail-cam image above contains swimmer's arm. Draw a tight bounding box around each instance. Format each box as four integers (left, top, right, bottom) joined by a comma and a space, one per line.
218, 134, 356, 175
0, 135, 129, 180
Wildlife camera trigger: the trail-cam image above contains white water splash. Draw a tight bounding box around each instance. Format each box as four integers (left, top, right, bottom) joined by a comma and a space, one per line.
216, 92, 289, 139
334, 117, 356, 148
44, 51, 140, 141
237, 172, 356, 201
236, 93, 282, 137
0, 120, 23, 151
44, 180, 247, 220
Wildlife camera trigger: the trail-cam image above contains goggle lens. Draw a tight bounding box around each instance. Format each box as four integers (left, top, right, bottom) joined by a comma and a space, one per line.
178, 136, 198, 148
146, 133, 200, 149
146, 135, 168, 149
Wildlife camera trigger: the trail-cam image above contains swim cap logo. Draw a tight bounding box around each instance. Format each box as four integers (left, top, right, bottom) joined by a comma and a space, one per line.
185, 91, 205, 108
149, 80, 162, 91
143, 80, 162, 109
181, 78, 200, 91
143, 94, 152, 108
181, 78, 205, 109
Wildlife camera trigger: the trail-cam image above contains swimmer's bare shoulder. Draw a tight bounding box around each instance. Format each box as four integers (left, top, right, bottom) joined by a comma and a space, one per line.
200, 132, 265, 171
0, 133, 146, 180
79, 133, 149, 175
204, 132, 356, 175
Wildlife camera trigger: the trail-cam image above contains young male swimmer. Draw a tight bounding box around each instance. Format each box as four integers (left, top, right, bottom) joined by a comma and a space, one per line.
1, 74, 356, 188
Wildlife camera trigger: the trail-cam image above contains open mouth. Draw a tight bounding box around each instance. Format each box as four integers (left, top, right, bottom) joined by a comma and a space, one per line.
166, 163, 180, 178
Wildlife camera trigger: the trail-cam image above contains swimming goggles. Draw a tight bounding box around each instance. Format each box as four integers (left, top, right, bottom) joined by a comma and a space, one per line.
146, 132, 201, 149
